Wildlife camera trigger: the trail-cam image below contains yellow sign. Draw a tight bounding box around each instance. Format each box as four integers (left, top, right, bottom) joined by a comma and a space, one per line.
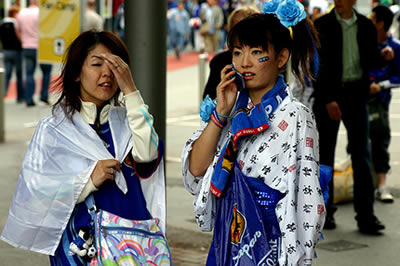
39, 0, 80, 63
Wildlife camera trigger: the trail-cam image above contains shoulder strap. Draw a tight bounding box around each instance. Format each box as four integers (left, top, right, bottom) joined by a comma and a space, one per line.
85, 194, 97, 222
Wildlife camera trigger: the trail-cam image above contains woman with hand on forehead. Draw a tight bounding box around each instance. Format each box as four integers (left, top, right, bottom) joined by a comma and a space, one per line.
182, 0, 326, 265
1, 31, 166, 265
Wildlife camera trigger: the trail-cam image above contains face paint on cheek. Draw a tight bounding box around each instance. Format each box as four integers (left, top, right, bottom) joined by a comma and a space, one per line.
259, 56, 270, 63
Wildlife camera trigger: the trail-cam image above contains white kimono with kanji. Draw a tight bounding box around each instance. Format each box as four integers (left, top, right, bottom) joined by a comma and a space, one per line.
182, 90, 326, 266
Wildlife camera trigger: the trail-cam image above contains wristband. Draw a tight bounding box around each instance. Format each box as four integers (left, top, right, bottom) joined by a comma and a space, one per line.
212, 109, 227, 126
217, 113, 229, 118
210, 113, 225, 129
212, 108, 229, 119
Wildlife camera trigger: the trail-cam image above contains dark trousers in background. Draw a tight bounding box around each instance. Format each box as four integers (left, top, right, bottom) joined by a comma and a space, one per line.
313, 82, 376, 222
368, 97, 391, 174
3, 49, 23, 101
39, 63, 52, 101
22, 48, 37, 105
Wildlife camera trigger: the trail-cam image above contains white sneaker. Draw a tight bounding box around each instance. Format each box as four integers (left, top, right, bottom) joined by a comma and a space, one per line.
376, 187, 394, 203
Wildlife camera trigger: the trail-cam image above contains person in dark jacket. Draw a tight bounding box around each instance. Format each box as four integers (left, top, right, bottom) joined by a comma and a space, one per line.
368, 5, 400, 203
0, 6, 23, 102
313, 0, 388, 235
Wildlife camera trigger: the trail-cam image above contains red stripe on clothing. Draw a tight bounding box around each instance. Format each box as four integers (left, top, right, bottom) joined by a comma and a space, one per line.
232, 124, 269, 148
210, 183, 222, 198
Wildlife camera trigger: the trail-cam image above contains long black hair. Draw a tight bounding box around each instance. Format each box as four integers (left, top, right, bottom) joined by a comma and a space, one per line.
52, 31, 130, 121
227, 13, 319, 86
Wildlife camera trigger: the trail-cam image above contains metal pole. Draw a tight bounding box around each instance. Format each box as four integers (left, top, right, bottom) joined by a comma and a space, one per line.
124, 1, 167, 143
198, 53, 208, 107
0, 68, 5, 143
80, 0, 87, 33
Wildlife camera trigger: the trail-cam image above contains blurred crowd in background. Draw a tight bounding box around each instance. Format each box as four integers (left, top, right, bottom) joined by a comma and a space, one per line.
2, 0, 400, 60
2, 0, 400, 98
166, 0, 400, 59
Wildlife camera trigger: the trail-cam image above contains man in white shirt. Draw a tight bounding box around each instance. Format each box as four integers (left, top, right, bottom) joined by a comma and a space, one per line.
84, 0, 104, 32
16, 0, 52, 106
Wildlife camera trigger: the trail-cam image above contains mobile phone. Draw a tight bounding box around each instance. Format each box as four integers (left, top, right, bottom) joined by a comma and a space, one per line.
227, 64, 245, 91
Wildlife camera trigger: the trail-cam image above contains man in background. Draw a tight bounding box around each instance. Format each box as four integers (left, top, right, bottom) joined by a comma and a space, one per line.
16, 0, 52, 106
368, 4, 400, 203
200, 0, 224, 54
169, 1, 190, 60
313, 0, 386, 235
0, 6, 23, 102
84, 0, 104, 32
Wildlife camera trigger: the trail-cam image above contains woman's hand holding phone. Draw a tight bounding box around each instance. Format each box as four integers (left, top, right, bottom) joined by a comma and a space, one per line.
227, 64, 245, 91
216, 65, 241, 118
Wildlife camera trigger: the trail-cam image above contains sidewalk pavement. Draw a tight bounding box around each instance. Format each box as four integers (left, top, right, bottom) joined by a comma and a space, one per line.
0, 52, 399, 265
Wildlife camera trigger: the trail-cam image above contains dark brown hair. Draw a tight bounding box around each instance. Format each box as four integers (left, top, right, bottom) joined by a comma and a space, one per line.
52, 30, 130, 120
227, 13, 320, 86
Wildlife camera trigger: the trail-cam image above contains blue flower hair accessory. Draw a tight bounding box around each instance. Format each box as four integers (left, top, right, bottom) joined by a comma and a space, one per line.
200, 95, 216, 122
262, 0, 280, 14
262, 0, 307, 28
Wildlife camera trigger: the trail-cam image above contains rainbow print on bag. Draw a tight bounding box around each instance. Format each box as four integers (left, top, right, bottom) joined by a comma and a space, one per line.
90, 210, 171, 266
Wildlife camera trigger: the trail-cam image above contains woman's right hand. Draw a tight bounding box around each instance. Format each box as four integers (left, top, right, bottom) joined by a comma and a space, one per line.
216, 65, 239, 117
100, 53, 137, 95
91, 159, 121, 188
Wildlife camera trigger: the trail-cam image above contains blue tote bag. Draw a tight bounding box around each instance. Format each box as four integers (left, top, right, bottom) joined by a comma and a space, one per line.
211, 163, 281, 266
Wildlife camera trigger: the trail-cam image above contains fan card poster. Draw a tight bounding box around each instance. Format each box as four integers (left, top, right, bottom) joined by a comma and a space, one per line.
39, 0, 80, 63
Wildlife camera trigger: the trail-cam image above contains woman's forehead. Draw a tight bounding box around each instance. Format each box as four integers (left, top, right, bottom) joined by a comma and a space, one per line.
233, 42, 269, 51
88, 44, 112, 56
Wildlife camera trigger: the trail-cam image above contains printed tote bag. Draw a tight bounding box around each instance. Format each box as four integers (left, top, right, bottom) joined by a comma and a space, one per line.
86, 195, 172, 266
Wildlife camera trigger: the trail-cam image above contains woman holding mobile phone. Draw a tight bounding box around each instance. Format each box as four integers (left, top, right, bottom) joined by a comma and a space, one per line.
182, 1, 326, 265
